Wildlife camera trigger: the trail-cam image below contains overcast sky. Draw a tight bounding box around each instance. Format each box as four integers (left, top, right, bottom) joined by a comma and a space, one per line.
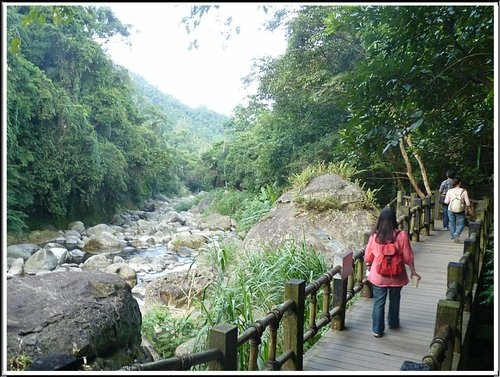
102, 3, 291, 116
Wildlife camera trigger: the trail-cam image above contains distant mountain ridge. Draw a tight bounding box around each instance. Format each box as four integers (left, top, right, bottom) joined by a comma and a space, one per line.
130, 72, 228, 153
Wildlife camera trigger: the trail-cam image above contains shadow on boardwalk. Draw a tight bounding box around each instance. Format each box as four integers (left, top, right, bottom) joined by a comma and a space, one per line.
303, 220, 466, 371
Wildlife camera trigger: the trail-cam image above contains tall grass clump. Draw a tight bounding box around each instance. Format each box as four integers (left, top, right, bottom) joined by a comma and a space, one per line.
289, 161, 364, 190
198, 185, 280, 235
201, 188, 250, 216
288, 161, 380, 212
235, 184, 280, 233
190, 239, 328, 370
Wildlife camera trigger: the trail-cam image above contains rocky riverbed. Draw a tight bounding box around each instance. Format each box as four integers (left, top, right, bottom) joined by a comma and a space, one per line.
6, 194, 241, 313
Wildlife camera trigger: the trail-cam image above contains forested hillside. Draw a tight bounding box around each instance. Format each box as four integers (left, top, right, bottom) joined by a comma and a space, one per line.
130, 73, 227, 152
5, 4, 494, 236
200, 5, 494, 202
6, 5, 227, 234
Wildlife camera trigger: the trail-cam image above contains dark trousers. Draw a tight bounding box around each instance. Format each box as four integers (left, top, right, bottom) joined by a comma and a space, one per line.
372, 285, 402, 334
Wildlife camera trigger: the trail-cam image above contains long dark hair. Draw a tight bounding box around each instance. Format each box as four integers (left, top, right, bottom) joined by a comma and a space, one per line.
451, 177, 462, 187
371, 207, 399, 244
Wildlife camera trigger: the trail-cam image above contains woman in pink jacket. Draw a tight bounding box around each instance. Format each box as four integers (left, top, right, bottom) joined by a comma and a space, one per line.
364, 207, 421, 338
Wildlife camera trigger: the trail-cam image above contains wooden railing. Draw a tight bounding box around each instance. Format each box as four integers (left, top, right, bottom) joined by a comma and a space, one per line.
121, 191, 492, 372
123, 259, 362, 371
402, 196, 493, 371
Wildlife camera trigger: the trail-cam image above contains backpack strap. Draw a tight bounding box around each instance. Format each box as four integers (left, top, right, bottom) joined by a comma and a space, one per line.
391, 229, 401, 243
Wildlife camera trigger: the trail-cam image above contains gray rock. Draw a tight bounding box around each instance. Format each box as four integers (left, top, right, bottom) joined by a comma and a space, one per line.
81, 254, 111, 270
24, 248, 58, 274
6, 271, 151, 371
7, 244, 40, 261
8, 257, 24, 275
86, 224, 116, 236
242, 173, 378, 262
68, 221, 85, 232
144, 268, 217, 310
198, 213, 236, 231
83, 231, 124, 253
105, 263, 137, 288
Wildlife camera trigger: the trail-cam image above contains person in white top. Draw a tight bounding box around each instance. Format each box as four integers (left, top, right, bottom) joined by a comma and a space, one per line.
438, 169, 456, 231
444, 177, 471, 243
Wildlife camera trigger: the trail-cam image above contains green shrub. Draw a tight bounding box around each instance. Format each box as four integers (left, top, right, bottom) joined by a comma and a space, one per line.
8, 353, 31, 371
141, 306, 198, 359
203, 188, 251, 216
198, 185, 280, 234
235, 184, 280, 233
193, 240, 328, 370
173, 192, 208, 212
479, 232, 494, 306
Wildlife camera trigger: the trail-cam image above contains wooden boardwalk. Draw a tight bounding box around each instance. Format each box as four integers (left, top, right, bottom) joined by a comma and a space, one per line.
303, 220, 467, 372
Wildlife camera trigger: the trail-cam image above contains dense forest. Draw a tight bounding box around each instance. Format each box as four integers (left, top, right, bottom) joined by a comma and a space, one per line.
5, 5, 494, 236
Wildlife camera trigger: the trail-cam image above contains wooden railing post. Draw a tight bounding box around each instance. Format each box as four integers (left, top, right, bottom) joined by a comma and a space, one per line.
431, 300, 461, 370
469, 200, 491, 260
331, 250, 352, 332
446, 262, 464, 356
467, 221, 482, 274
423, 196, 432, 234
459, 246, 476, 313
468, 220, 481, 241
463, 237, 478, 294
433, 189, 441, 221
446, 262, 464, 306
396, 190, 404, 218
474, 198, 491, 247
422, 324, 454, 370
283, 279, 305, 371
412, 197, 422, 241
473, 198, 492, 252
402, 205, 411, 234
208, 323, 238, 370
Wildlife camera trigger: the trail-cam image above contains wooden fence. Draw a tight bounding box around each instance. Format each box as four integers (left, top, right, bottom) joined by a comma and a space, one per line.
122, 191, 493, 372
402, 196, 493, 371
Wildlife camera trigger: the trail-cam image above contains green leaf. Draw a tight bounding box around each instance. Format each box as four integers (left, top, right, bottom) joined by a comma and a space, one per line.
409, 118, 423, 130
10, 38, 21, 53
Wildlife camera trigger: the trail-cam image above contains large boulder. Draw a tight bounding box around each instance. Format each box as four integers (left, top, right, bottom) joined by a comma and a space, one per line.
242, 173, 379, 262
83, 231, 124, 253
144, 267, 218, 310
7, 243, 41, 261
197, 212, 236, 231
6, 271, 151, 371
23, 248, 59, 274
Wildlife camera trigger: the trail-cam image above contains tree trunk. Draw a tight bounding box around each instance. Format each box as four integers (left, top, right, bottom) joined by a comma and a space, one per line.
405, 134, 432, 196
399, 139, 426, 198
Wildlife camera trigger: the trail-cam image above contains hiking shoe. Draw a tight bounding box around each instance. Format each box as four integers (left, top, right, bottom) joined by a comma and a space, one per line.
373, 332, 383, 338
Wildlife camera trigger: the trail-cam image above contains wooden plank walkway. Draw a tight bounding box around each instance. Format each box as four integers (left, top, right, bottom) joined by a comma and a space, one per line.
303, 220, 467, 371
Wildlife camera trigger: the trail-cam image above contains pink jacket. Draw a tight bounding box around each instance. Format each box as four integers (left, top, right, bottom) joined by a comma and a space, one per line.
364, 230, 414, 287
